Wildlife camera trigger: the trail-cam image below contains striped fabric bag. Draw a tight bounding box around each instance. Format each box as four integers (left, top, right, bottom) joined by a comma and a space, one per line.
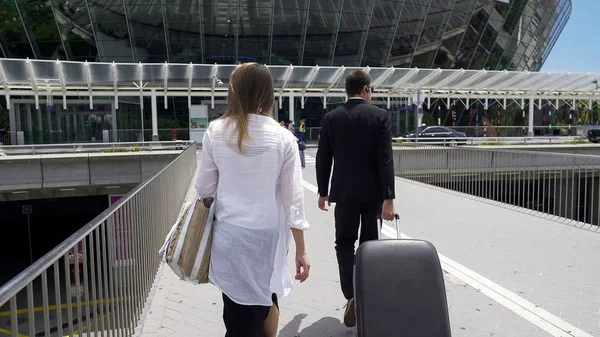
159, 195, 215, 284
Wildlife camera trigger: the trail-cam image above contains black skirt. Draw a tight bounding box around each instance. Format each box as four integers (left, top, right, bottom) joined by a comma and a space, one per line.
222, 293, 279, 337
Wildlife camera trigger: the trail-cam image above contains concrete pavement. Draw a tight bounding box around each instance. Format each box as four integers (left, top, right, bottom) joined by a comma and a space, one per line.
136, 149, 600, 337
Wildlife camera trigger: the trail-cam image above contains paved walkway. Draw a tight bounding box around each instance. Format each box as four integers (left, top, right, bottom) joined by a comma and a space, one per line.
137, 149, 600, 337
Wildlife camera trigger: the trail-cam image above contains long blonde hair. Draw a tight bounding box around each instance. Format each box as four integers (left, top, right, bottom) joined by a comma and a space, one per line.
221, 63, 274, 153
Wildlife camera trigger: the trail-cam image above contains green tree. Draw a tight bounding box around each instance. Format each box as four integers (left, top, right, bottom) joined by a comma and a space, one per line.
0, 1, 26, 40
18, 0, 61, 41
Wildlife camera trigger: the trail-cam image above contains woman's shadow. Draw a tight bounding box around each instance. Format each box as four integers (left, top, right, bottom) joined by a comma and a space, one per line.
279, 313, 355, 337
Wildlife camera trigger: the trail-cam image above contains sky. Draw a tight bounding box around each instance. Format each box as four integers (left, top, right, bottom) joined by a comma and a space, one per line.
542, 0, 600, 73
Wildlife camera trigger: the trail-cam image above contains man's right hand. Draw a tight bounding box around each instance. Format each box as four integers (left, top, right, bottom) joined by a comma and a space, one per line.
318, 196, 330, 211
381, 199, 396, 221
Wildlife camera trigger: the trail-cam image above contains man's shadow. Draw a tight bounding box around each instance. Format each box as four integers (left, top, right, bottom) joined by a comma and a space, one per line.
279, 313, 355, 337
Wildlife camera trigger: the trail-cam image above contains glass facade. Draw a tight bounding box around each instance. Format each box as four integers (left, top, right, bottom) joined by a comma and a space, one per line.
0, 0, 574, 145
0, 0, 571, 71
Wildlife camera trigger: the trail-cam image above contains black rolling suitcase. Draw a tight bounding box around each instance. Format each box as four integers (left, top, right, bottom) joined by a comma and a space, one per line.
356, 214, 452, 337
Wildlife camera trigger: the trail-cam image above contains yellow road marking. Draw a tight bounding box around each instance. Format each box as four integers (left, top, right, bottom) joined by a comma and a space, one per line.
0, 297, 128, 317
67, 311, 107, 337
0, 311, 109, 337
0, 327, 29, 337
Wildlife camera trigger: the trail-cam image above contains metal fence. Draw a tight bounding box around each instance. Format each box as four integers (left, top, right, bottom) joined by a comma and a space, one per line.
0, 141, 191, 156
395, 144, 600, 230
393, 135, 585, 146
111, 129, 191, 143
2, 129, 191, 145
450, 126, 580, 138
0, 143, 197, 336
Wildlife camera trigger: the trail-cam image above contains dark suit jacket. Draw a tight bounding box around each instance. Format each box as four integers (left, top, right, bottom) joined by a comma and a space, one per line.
316, 98, 395, 203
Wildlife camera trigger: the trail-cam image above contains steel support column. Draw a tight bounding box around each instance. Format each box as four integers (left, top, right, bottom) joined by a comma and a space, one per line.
26, 104, 33, 144
9, 101, 16, 145
289, 95, 295, 124
528, 97, 535, 137
111, 102, 118, 142
151, 90, 159, 141
36, 105, 43, 143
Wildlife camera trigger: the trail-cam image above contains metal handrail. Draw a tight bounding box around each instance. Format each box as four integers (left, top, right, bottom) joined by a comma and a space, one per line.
392, 136, 583, 145
394, 144, 600, 230
0, 142, 197, 312
0, 140, 190, 148
0, 141, 193, 156
396, 144, 600, 159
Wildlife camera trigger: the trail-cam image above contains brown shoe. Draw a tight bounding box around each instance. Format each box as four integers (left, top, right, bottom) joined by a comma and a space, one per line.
343, 298, 356, 327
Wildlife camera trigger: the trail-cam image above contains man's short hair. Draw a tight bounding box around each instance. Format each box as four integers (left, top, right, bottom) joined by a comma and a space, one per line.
345, 70, 372, 97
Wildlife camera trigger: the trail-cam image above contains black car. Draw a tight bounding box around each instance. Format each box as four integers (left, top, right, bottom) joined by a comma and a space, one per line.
587, 129, 600, 143
404, 126, 467, 145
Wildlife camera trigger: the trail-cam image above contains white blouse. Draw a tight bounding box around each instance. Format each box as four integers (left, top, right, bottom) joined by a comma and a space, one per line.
195, 113, 309, 306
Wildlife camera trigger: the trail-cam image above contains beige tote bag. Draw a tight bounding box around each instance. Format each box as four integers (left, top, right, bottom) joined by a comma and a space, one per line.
159, 196, 215, 284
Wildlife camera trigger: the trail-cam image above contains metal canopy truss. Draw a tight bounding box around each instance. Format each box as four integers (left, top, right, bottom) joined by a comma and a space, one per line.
0, 59, 599, 103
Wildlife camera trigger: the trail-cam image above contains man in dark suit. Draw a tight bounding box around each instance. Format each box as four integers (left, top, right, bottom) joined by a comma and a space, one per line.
316, 70, 396, 327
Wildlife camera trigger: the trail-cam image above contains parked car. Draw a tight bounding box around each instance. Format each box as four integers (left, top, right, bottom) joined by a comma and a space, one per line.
588, 129, 600, 143
404, 126, 467, 145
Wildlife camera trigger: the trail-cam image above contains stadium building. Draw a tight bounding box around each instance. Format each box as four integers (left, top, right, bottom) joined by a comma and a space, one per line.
0, 0, 572, 143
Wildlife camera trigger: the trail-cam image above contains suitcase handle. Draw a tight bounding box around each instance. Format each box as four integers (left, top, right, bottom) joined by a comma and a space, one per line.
378, 214, 401, 239
377, 213, 400, 220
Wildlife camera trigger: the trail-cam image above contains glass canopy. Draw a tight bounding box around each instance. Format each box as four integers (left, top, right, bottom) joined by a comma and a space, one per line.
0, 59, 599, 99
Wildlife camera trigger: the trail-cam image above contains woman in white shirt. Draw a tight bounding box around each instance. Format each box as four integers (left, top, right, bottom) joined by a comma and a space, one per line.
195, 62, 310, 337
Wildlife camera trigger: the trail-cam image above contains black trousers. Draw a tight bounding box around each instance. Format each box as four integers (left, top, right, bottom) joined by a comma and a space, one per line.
334, 202, 381, 300
222, 293, 278, 337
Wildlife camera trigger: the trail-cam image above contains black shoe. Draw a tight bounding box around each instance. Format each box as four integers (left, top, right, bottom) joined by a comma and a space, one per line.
343, 298, 356, 327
